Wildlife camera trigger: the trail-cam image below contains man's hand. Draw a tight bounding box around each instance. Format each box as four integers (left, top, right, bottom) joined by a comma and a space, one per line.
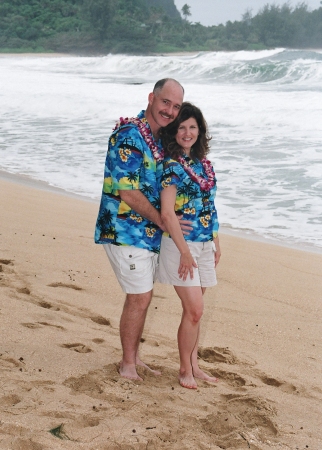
177, 215, 193, 236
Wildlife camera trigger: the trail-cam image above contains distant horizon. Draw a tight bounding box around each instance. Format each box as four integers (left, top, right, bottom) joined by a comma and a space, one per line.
174, 0, 321, 26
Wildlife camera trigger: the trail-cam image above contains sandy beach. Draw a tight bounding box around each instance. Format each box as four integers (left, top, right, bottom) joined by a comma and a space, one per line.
0, 175, 321, 449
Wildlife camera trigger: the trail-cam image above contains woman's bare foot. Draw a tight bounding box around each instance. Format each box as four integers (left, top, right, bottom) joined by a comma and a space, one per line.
193, 367, 219, 383
178, 372, 198, 389
136, 358, 162, 376
119, 363, 143, 381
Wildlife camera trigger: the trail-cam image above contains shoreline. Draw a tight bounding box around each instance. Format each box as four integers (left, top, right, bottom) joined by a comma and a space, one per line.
0, 51, 200, 58
0, 52, 77, 58
1, 168, 321, 256
1, 49, 321, 59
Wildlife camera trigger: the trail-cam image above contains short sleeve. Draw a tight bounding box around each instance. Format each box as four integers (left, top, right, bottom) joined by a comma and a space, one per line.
108, 126, 144, 191
160, 159, 183, 190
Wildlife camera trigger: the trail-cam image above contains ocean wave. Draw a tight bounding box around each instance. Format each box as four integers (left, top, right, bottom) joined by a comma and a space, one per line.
16, 48, 322, 86
1, 53, 321, 250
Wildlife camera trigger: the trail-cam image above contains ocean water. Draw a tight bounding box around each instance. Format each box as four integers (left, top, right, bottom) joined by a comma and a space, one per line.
0, 49, 321, 251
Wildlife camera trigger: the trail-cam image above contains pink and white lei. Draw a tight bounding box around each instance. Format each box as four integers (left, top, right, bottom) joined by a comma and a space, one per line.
113, 116, 164, 162
113, 116, 215, 191
177, 155, 216, 192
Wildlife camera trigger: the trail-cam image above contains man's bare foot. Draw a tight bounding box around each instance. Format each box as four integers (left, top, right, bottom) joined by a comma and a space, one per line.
178, 372, 198, 389
136, 358, 161, 376
193, 367, 219, 383
119, 363, 143, 381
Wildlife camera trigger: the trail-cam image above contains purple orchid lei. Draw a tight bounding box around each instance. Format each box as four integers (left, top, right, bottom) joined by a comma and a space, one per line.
113, 116, 164, 162
177, 155, 216, 192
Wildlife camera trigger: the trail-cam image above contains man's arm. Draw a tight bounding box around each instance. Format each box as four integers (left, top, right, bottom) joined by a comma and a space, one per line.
119, 189, 193, 235
119, 190, 165, 230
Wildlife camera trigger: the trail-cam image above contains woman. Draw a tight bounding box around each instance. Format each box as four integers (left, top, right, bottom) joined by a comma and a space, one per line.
158, 102, 221, 389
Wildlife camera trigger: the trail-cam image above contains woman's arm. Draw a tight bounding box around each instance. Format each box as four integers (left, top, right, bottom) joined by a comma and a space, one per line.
161, 185, 198, 280
213, 235, 221, 267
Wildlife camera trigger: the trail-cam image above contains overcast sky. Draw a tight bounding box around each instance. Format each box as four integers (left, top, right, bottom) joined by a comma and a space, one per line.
174, 0, 321, 26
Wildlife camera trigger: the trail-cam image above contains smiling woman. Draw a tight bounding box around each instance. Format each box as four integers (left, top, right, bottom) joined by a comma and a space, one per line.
175, 117, 199, 153
157, 101, 221, 389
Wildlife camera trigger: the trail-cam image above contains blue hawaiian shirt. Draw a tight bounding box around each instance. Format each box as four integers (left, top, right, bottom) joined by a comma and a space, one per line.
160, 155, 219, 242
94, 111, 163, 253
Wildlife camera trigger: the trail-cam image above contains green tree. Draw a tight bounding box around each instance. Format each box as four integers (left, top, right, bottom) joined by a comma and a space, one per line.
84, 0, 113, 39
181, 4, 191, 21
2, 0, 322, 54
242, 8, 253, 26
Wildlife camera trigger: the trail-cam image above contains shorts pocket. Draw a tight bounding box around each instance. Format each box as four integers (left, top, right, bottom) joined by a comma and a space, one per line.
119, 247, 151, 278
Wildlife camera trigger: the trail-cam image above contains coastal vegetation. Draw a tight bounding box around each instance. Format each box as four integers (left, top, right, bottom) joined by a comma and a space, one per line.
0, 0, 322, 54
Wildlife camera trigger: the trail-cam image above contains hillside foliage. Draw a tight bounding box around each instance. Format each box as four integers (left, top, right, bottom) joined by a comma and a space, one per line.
0, 0, 322, 54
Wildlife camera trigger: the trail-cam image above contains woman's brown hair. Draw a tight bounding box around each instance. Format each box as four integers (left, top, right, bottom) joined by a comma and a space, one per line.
160, 102, 211, 161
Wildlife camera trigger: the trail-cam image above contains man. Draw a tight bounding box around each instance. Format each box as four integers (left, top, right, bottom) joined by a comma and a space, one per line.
95, 78, 185, 381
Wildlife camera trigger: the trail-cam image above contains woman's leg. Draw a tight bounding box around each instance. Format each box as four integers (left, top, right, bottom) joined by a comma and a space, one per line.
174, 285, 204, 389
190, 287, 219, 383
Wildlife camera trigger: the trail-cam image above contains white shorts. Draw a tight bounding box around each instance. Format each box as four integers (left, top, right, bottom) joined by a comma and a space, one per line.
103, 244, 158, 294
157, 236, 217, 287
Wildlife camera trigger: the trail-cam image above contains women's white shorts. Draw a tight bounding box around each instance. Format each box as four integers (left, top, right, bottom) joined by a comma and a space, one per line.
157, 236, 217, 287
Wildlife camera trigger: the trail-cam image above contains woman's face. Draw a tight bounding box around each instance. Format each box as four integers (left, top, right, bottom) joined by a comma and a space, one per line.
175, 117, 199, 155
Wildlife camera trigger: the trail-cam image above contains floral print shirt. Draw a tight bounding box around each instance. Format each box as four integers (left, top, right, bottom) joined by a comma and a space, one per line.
160, 155, 219, 242
94, 111, 163, 253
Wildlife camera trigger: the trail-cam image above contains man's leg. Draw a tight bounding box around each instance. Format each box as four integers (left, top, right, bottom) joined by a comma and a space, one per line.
103, 244, 160, 379
119, 290, 153, 380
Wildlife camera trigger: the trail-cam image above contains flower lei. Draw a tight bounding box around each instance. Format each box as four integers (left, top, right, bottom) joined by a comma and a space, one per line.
177, 154, 215, 192
113, 116, 164, 162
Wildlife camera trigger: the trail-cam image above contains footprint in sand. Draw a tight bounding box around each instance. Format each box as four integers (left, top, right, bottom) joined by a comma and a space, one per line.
212, 368, 247, 388
16, 287, 31, 295
0, 394, 22, 407
90, 316, 111, 326
65, 415, 100, 431
0, 355, 25, 370
48, 282, 83, 291
61, 343, 92, 353
0, 259, 13, 265
201, 395, 278, 448
259, 374, 298, 394
21, 322, 42, 329
92, 338, 105, 344
38, 321, 65, 330
198, 346, 238, 364
37, 300, 60, 311
63, 372, 105, 396
0, 259, 14, 280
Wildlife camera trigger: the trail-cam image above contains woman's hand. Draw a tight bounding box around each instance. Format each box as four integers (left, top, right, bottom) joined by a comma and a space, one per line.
178, 251, 198, 281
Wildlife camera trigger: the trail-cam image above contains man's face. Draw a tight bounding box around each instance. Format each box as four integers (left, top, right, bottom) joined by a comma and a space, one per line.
147, 81, 183, 134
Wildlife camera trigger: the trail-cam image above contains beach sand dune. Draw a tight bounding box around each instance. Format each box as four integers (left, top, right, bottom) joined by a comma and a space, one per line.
0, 177, 321, 449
